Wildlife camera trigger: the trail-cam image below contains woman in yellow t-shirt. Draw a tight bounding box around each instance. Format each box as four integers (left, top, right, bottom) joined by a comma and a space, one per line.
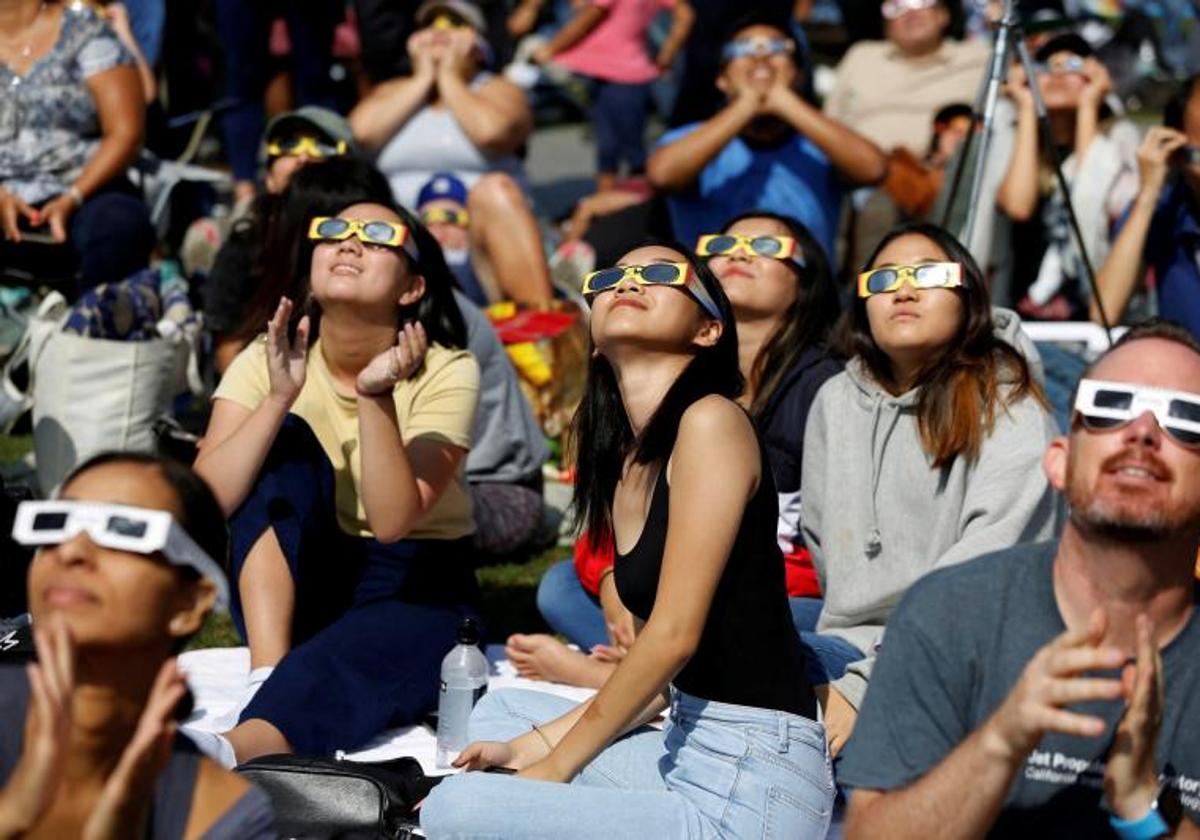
191, 195, 482, 766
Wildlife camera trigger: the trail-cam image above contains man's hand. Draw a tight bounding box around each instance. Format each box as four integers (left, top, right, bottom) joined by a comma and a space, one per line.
823, 685, 858, 758
1104, 614, 1164, 821
0, 188, 37, 242
1135, 127, 1189, 203
982, 608, 1126, 764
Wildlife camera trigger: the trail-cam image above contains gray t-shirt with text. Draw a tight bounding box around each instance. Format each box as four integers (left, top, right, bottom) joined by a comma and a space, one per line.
840, 542, 1200, 837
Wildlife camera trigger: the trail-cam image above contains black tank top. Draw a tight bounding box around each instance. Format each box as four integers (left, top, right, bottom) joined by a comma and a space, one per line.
613, 450, 817, 719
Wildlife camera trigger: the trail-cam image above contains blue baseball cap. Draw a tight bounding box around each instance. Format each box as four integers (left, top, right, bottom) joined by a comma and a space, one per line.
417, 172, 469, 208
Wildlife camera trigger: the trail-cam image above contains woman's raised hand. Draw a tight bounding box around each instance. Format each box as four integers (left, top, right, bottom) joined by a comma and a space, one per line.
265, 297, 310, 407
0, 615, 75, 837
82, 660, 188, 840
356, 322, 428, 397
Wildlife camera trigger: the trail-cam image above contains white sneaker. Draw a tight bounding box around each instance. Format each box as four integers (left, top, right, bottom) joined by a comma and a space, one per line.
210, 665, 274, 731
181, 725, 238, 768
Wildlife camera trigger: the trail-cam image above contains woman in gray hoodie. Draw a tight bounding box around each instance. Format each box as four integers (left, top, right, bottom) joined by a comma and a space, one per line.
800, 223, 1061, 759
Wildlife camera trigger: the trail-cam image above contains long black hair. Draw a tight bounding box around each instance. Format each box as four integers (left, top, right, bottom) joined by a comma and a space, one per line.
836, 222, 1045, 467
571, 241, 744, 549
233, 157, 467, 350
715, 210, 841, 418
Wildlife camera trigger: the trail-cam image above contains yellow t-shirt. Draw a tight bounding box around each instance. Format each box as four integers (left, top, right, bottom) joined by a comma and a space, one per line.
214, 337, 480, 540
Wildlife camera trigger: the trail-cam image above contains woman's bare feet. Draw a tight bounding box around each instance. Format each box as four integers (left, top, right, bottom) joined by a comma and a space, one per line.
504, 634, 616, 689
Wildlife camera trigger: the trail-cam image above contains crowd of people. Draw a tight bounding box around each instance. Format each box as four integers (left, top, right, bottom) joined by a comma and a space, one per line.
2, 0, 1200, 837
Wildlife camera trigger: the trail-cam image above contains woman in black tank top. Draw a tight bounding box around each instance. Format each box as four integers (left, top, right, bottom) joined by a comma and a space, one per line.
422, 243, 834, 839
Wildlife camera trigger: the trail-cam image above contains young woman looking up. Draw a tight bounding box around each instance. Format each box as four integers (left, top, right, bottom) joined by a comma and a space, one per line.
801, 222, 1060, 760
514, 211, 842, 689
421, 243, 834, 839
0, 453, 274, 839
192, 197, 482, 766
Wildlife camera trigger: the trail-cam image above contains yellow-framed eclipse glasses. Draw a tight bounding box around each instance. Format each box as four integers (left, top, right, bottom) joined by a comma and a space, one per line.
307, 217, 420, 262
695, 233, 805, 268
266, 134, 348, 160
857, 262, 964, 298
581, 262, 723, 322
421, 207, 470, 227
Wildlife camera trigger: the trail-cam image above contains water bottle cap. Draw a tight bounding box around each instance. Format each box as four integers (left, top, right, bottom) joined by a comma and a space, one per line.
457, 617, 480, 645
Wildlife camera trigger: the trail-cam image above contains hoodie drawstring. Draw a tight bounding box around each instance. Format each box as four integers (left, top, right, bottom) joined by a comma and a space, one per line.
864, 396, 903, 557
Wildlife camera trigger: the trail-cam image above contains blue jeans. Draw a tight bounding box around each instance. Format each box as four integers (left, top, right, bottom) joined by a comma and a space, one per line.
212, 0, 342, 182
798, 633, 864, 687
422, 689, 834, 839
1035, 342, 1088, 434
587, 78, 652, 175
536, 559, 609, 650
123, 0, 165, 65
789, 597, 823, 634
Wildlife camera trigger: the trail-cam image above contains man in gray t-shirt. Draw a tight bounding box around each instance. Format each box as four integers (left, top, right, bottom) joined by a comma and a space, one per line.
841, 323, 1200, 839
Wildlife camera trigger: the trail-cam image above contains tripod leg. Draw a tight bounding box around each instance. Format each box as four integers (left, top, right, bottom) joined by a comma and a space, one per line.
1012, 38, 1114, 342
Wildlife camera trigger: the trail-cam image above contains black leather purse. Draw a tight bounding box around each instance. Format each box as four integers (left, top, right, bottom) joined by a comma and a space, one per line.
236, 754, 440, 839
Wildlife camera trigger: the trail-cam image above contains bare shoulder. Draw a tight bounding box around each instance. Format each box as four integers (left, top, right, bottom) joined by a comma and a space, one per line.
184, 758, 254, 839
678, 394, 754, 439
670, 396, 760, 493
676, 395, 759, 464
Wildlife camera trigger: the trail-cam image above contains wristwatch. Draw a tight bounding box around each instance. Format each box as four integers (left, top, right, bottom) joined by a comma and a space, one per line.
1109, 777, 1183, 840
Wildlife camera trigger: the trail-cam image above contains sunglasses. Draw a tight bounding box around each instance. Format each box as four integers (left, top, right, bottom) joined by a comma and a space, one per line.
429, 12, 470, 29
421, 207, 470, 227
266, 134, 348, 160
308, 217, 420, 261
12, 501, 229, 608
721, 36, 794, 62
1074, 379, 1200, 448
581, 262, 723, 322
1035, 55, 1087, 76
882, 0, 937, 20
857, 262, 964, 298
696, 233, 805, 268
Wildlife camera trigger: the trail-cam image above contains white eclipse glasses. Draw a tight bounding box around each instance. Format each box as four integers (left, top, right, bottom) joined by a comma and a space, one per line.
12, 500, 229, 609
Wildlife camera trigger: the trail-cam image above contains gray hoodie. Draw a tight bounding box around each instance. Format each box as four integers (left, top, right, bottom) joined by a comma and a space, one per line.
800, 314, 1061, 709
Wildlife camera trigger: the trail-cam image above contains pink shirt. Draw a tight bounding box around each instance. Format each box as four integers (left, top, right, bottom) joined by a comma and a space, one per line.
554, 0, 674, 84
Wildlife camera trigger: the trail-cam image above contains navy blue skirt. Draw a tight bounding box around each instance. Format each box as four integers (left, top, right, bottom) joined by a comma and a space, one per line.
228, 416, 481, 755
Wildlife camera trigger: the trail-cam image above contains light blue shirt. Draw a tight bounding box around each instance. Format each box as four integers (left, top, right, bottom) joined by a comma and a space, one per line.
656, 122, 845, 259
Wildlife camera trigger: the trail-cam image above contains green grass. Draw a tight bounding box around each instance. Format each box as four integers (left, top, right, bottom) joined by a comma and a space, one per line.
0, 434, 33, 469
186, 545, 572, 651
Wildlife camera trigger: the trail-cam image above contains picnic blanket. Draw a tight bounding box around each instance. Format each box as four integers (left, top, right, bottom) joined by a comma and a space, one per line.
178, 646, 596, 775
